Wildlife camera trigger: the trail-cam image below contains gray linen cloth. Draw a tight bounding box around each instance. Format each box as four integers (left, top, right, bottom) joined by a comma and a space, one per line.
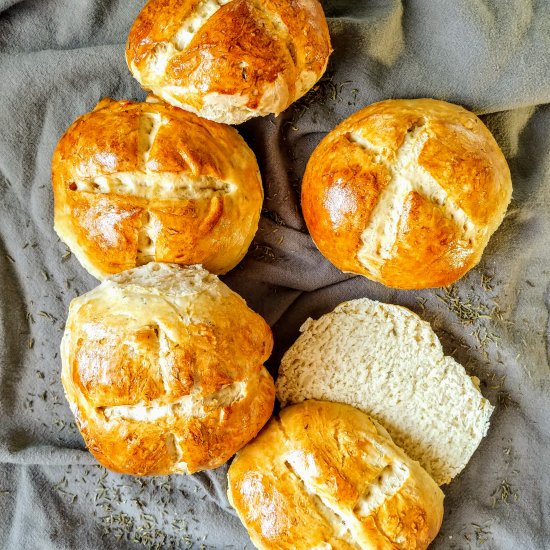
1, 0, 549, 548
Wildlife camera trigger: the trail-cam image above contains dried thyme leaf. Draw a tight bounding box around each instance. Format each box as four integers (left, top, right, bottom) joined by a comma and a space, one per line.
249, 243, 278, 263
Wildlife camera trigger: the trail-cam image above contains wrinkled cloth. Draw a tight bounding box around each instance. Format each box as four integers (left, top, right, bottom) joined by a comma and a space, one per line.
1, 1, 550, 548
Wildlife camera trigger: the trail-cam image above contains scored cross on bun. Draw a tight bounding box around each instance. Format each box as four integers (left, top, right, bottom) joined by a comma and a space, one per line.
61, 263, 275, 476
126, 0, 332, 124
302, 98, 512, 289
228, 400, 444, 549
52, 98, 263, 280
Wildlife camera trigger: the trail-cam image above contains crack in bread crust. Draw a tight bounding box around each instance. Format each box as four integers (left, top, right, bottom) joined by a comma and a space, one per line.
71, 172, 234, 200
350, 125, 476, 275
281, 457, 362, 549
72, 107, 234, 201
173, 0, 234, 51
100, 380, 246, 421
140, 0, 234, 81
284, 448, 410, 548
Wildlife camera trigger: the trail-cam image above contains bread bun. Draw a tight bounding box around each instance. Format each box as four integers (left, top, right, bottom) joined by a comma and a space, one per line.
61, 263, 274, 476
228, 400, 444, 549
302, 98, 512, 289
276, 298, 494, 485
126, 0, 331, 125
52, 98, 263, 280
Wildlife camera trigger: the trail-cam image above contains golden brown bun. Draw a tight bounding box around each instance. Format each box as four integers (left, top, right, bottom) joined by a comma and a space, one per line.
302, 98, 512, 289
228, 400, 444, 550
61, 263, 275, 476
126, 0, 332, 124
52, 98, 263, 280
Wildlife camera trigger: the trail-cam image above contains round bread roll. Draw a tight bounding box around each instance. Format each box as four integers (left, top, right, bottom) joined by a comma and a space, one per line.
61, 263, 275, 476
125, 0, 332, 125
52, 97, 263, 280
302, 98, 512, 289
228, 400, 444, 550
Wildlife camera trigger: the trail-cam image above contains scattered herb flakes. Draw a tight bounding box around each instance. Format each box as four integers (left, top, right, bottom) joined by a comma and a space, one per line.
41, 270, 50, 281
491, 479, 518, 507
435, 271, 505, 349
28, 338, 34, 349
38, 310, 57, 323
486, 372, 506, 391
261, 208, 285, 227
437, 285, 495, 324
4, 254, 15, 263
249, 243, 278, 263
472, 522, 491, 544
53, 418, 66, 431
62, 249, 72, 260
53, 478, 78, 503
290, 73, 338, 121
498, 391, 518, 409
480, 272, 495, 292
415, 296, 427, 313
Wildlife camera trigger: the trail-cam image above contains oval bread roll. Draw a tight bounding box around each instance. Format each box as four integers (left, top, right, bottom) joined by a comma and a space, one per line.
302, 99, 512, 289
276, 297, 494, 485
228, 400, 444, 550
61, 263, 275, 476
126, 0, 332, 125
52, 98, 263, 280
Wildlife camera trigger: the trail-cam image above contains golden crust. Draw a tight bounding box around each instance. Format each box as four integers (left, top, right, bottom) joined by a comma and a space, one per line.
228, 400, 444, 549
61, 263, 275, 476
126, 0, 332, 124
302, 98, 513, 289
52, 98, 263, 279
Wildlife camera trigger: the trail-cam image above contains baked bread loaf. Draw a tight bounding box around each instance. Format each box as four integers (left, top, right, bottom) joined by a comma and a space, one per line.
301, 98, 512, 289
228, 400, 444, 549
126, 0, 332, 125
52, 97, 263, 280
276, 298, 494, 485
61, 263, 274, 476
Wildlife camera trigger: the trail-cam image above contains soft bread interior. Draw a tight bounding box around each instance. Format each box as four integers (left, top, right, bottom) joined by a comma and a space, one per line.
276, 298, 494, 485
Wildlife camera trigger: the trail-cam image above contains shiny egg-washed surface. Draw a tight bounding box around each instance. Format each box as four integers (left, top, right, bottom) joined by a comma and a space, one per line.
126, 0, 332, 124
61, 263, 275, 476
302, 99, 513, 289
228, 401, 444, 549
52, 98, 263, 279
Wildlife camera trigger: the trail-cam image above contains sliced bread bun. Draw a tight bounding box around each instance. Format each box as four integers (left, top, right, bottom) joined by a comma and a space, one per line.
276, 298, 494, 485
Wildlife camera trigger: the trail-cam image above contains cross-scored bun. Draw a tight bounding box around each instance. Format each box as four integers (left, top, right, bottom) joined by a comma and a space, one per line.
302, 98, 512, 289
61, 263, 275, 476
228, 400, 444, 549
52, 98, 263, 280
126, 0, 332, 125
276, 298, 494, 485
